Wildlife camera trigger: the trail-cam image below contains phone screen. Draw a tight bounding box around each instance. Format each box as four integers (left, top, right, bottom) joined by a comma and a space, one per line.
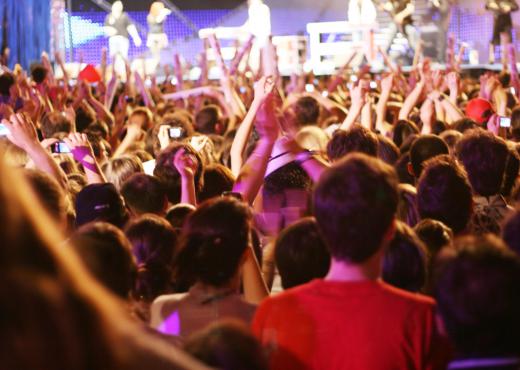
52, 142, 71, 154
169, 127, 183, 139
0, 123, 8, 136
499, 116, 511, 128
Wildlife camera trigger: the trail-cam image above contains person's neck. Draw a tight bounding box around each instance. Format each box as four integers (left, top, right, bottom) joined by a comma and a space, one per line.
325, 252, 382, 282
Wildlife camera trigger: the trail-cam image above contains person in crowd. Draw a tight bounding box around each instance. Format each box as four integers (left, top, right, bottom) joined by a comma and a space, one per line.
435, 235, 520, 369
0, 155, 207, 370
147, 1, 171, 61
273, 217, 330, 290
408, 135, 449, 180
417, 155, 474, 235
121, 173, 169, 217
104, 1, 142, 75
125, 214, 178, 322
455, 129, 513, 234
326, 125, 378, 162
382, 220, 428, 293
253, 154, 445, 370
71, 222, 136, 300
184, 320, 269, 370
150, 197, 267, 339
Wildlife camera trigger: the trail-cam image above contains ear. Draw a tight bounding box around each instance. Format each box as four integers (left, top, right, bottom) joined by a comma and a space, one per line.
215, 122, 223, 135
382, 218, 397, 248
407, 162, 416, 178
161, 196, 169, 215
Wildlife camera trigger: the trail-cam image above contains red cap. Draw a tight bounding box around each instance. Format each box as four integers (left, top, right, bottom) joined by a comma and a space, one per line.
465, 98, 494, 125
78, 64, 101, 83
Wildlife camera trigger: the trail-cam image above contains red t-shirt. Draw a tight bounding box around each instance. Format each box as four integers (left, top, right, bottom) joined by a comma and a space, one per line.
253, 279, 446, 370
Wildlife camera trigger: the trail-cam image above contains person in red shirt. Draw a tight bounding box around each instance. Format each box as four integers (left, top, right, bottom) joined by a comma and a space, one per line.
253, 153, 446, 370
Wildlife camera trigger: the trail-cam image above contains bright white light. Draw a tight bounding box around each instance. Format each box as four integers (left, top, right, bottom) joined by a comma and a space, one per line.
305, 84, 315, 93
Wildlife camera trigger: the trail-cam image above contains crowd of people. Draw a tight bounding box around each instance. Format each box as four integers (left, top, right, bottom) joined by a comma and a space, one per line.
1, 35, 520, 370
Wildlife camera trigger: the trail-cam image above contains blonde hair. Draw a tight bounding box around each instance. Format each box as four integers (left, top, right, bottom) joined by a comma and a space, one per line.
102, 155, 144, 191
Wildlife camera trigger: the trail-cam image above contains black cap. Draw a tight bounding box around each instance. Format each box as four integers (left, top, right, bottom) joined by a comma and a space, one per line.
75, 183, 127, 228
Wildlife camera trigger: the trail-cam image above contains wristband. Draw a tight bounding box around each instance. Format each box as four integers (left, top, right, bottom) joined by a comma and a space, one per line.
71, 146, 98, 172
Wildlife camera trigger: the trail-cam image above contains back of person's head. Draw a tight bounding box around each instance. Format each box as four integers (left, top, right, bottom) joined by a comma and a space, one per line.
154, 143, 204, 204
451, 118, 477, 133
434, 235, 520, 358
75, 105, 96, 132
294, 96, 320, 126
295, 126, 329, 153
40, 112, 74, 139
165, 203, 196, 231
382, 221, 428, 292
71, 222, 136, 298
195, 105, 223, 135
125, 215, 177, 301
198, 164, 235, 202
24, 169, 68, 227
174, 197, 252, 287
314, 153, 399, 262
511, 106, 520, 141
439, 129, 463, 153
502, 210, 520, 256
75, 183, 128, 228
455, 129, 509, 196
274, 217, 330, 289
102, 155, 143, 191
409, 135, 449, 178
414, 219, 453, 258
393, 119, 419, 148
121, 173, 167, 216
0, 72, 14, 96
326, 126, 378, 162
184, 320, 268, 370
377, 134, 400, 165
417, 155, 473, 234
128, 107, 153, 131
30, 63, 48, 84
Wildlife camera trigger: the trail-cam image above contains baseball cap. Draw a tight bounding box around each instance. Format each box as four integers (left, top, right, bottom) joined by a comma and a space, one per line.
75, 183, 127, 228
465, 98, 494, 125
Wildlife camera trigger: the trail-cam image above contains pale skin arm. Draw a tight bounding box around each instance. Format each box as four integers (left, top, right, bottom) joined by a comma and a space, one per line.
230, 76, 275, 177
399, 79, 425, 120
232, 92, 280, 205
376, 74, 394, 135
340, 84, 366, 130
242, 246, 269, 304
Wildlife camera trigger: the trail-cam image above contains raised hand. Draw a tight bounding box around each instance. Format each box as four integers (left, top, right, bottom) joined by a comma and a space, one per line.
173, 148, 198, 179
2, 113, 39, 151
255, 91, 281, 142
253, 76, 275, 104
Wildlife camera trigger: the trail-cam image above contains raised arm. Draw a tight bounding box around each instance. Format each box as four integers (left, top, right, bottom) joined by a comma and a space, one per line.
376, 73, 394, 135
232, 92, 280, 205
230, 76, 274, 176
340, 84, 367, 130
3, 113, 67, 188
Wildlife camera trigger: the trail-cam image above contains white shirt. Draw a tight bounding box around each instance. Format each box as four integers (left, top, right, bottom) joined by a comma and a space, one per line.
348, 0, 377, 24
